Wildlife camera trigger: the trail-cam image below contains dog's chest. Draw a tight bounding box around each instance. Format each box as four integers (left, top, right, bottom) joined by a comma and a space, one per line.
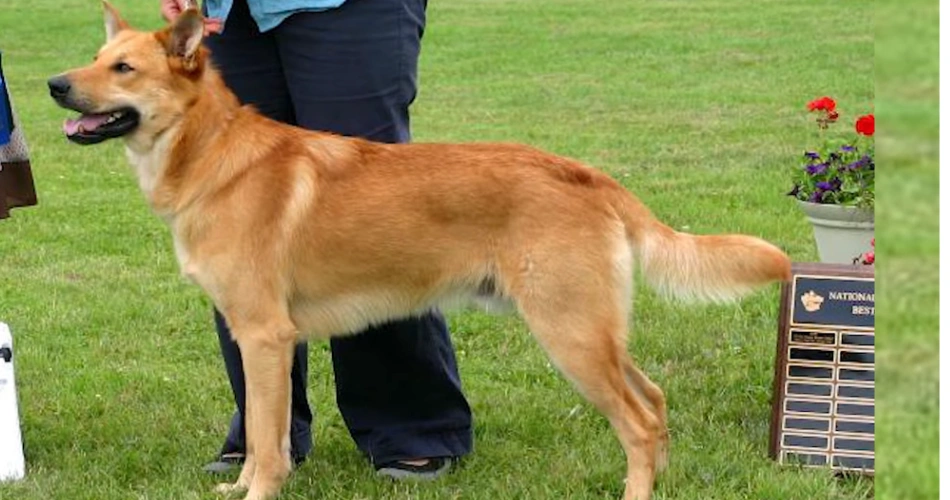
172, 236, 200, 282
164, 213, 209, 286
125, 133, 174, 199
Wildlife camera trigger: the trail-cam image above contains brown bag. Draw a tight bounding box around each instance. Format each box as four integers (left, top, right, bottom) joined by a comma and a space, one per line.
0, 100, 37, 220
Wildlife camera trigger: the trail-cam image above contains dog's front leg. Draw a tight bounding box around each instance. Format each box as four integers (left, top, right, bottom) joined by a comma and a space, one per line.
217, 319, 296, 500
215, 453, 256, 496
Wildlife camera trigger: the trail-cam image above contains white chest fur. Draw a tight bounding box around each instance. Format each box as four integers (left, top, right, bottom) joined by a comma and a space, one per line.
172, 234, 199, 282
124, 131, 175, 199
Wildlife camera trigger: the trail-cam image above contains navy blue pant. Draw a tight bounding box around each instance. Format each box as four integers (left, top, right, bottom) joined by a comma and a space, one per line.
204, 0, 473, 466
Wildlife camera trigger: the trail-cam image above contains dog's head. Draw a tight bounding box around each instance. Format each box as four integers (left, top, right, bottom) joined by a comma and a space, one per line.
48, 1, 207, 145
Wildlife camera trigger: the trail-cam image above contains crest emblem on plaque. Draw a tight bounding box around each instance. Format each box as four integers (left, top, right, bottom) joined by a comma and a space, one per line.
800, 290, 824, 312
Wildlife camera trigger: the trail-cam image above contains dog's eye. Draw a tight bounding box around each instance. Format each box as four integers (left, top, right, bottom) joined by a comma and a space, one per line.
112, 62, 134, 74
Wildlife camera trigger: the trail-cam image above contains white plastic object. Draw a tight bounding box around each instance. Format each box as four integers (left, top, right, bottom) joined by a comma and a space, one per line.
0, 322, 25, 481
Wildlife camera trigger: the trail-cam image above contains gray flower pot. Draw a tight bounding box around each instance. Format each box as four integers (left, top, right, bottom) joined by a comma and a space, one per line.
798, 201, 874, 264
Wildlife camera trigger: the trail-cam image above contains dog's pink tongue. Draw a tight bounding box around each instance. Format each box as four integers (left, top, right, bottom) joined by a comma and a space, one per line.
63, 114, 111, 136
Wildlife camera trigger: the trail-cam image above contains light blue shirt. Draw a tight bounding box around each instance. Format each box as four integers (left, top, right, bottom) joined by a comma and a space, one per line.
206, 0, 347, 33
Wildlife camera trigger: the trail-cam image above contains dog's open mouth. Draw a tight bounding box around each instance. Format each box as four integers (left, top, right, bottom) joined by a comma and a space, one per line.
63, 108, 140, 145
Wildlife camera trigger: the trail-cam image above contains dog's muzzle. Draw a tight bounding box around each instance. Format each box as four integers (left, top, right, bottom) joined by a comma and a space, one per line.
47, 75, 141, 145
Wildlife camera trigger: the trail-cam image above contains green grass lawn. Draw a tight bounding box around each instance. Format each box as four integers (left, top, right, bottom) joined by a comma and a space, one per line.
873, 1, 940, 499
0, 0, 920, 498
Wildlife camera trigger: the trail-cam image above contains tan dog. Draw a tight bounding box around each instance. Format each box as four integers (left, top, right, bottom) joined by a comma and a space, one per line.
49, 4, 791, 499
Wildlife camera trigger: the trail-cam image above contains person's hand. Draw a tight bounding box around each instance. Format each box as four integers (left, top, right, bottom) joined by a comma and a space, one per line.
160, 0, 224, 35
159, 0, 187, 22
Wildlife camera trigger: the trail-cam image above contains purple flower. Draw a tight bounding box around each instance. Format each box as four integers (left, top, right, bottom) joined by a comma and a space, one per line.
808, 191, 824, 202
846, 155, 872, 171
806, 163, 828, 175
804, 151, 821, 159
815, 178, 842, 192
840, 145, 856, 152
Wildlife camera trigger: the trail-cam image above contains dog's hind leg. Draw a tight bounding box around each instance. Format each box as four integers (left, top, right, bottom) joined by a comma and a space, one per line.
217, 315, 297, 500
620, 357, 668, 473
515, 288, 661, 500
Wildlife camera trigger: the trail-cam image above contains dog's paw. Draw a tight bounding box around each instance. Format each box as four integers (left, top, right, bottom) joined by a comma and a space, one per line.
214, 482, 248, 496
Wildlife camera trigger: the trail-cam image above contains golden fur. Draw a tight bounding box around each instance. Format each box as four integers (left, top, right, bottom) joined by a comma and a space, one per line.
50, 4, 792, 500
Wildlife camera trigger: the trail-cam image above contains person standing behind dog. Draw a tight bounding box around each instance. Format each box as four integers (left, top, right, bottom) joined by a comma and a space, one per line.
160, 0, 473, 479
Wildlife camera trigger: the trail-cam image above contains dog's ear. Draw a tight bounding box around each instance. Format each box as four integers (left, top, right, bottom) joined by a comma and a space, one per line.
103, 0, 130, 41
166, 9, 204, 71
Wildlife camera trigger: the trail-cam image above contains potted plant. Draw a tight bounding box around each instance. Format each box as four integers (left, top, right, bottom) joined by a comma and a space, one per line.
788, 96, 874, 264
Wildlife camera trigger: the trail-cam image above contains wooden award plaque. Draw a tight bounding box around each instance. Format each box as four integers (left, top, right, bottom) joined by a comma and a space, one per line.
769, 263, 874, 474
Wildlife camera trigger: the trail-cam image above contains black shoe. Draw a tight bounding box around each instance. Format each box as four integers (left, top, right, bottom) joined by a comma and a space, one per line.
203, 452, 307, 475
375, 457, 454, 481
203, 452, 245, 474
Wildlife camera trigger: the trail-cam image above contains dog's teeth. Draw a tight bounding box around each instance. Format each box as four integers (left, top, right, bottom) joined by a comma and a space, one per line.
77, 124, 86, 133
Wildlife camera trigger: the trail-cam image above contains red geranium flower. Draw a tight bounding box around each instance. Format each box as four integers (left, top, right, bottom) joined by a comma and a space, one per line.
855, 114, 874, 136
791, 95, 874, 209
807, 96, 837, 112
853, 239, 875, 266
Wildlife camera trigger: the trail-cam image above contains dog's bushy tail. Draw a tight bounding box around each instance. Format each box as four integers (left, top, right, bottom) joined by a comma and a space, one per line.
621, 197, 792, 303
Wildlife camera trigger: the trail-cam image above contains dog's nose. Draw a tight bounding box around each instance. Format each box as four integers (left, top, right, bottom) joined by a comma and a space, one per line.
47, 76, 72, 99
